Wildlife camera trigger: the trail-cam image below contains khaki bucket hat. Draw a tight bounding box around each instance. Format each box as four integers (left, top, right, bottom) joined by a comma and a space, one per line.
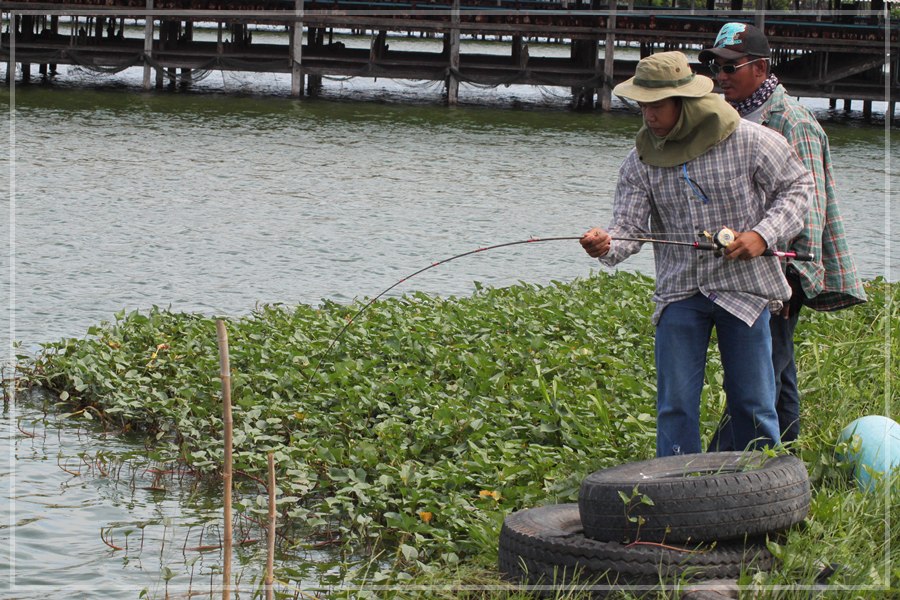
613, 51, 713, 103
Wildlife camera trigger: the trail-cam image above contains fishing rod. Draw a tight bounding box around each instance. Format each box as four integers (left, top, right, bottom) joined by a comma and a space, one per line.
618, 228, 815, 262
304, 229, 812, 388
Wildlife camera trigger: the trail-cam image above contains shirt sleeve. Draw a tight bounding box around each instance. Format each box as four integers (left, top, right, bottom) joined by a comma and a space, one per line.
782, 118, 827, 260
600, 152, 653, 267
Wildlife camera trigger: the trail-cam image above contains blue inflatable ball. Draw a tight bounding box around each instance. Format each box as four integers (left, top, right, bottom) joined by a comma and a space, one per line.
837, 415, 900, 491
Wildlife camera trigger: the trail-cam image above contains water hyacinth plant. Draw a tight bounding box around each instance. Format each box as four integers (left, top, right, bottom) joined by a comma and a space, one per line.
16, 272, 900, 597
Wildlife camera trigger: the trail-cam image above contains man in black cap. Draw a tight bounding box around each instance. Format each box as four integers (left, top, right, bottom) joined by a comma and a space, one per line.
698, 23, 773, 117
700, 23, 866, 450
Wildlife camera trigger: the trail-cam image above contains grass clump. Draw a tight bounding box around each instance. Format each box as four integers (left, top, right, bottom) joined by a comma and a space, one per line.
15, 272, 899, 598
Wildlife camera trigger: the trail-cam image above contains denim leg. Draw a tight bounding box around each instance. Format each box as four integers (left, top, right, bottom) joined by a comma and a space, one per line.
716, 306, 780, 452
770, 307, 801, 444
655, 294, 713, 457
712, 305, 802, 452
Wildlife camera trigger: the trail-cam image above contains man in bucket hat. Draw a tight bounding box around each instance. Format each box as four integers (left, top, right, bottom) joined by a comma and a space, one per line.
580, 51, 813, 457
700, 23, 866, 451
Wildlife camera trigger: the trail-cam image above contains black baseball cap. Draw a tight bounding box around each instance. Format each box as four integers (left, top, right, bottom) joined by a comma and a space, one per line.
699, 23, 771, 63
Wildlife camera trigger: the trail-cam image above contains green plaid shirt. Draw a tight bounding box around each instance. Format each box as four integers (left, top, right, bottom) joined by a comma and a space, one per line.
759, 85, 867, 311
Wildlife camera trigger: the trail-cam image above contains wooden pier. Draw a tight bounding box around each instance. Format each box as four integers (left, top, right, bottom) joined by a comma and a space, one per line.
1, 1, 897, 117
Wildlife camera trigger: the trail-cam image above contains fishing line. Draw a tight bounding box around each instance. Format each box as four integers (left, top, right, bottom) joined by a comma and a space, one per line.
304, 236, 581, 389
303, 229, 813, 388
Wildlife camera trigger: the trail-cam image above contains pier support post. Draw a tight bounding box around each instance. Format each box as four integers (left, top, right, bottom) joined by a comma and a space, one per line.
862, 100, 872, 119
38, 15, 50, 77
5, 12, 12, 84
20, 14, 32, 83
180, 21, 192, 87
142, 0, 154, 90
371, 30, 388, 60
587, 37, 599, 108
307, 28, 322, 95
571, 39, 597, 109
843, 98, 851, 112
291, 0, 305, 97
446, 0, 460, 106
600, 3, 617, 111
50, 15, 58, 75
512, 35, 527, 68
754, 0, 765, 31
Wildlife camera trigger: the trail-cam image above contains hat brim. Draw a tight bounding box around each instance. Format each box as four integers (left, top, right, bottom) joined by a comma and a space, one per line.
613, 73, 713, 103
698, 47, 762, 63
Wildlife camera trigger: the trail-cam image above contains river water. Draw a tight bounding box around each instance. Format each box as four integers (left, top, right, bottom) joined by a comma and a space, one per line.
3, 392, 313, 599
1, 36, 897, 598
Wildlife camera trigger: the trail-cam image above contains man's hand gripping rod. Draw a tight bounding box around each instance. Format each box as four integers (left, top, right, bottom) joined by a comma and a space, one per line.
615, 227, 814, 261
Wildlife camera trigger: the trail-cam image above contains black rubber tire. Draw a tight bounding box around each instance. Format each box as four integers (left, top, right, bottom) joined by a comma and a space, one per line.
578, 451, 810, 544
498, 503, 773, 597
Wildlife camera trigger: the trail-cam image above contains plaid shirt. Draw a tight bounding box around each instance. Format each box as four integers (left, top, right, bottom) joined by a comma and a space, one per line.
601, 120, 813, 327
758, 85, 867, 311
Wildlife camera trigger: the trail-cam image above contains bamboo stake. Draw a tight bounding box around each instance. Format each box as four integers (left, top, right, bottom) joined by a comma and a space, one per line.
216, 319, 233, 600
265, 452, 276, 600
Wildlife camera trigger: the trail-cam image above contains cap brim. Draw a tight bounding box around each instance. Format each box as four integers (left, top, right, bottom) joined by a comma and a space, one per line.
613, 74, 714, 103
698, 47, 747, 63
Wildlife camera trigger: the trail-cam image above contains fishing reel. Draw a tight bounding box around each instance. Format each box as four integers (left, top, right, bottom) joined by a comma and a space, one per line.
700, 227, 736, 256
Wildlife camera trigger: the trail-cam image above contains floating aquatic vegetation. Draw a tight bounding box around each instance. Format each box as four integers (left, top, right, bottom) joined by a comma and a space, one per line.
16, 273, 900, 592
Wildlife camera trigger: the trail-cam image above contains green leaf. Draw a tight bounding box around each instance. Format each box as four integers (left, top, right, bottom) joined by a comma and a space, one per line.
400, 544, 418, 561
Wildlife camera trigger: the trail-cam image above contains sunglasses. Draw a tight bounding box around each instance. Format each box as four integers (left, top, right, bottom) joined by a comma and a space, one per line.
708, 57, 766, 76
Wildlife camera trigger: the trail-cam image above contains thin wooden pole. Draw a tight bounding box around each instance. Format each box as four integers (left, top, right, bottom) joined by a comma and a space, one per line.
216, 319, 233, 600
265, 452, 276, 600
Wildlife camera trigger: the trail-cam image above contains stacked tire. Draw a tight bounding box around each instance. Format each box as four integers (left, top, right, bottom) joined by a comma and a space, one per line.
498, 451, 810, 597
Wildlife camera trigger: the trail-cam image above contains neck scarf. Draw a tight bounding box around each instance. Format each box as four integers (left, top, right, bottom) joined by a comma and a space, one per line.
730, 74, 780, 116
635, 93, 741, 168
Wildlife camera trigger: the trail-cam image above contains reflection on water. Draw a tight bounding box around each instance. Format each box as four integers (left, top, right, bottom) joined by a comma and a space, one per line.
2, 391, 339, 598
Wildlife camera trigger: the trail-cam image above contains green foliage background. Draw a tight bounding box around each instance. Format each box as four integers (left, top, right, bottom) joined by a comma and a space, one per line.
18, 272, 900, 596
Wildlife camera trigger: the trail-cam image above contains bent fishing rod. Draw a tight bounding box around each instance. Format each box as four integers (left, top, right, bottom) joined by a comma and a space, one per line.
622, 227, 815, 261
303, 229, 812, 388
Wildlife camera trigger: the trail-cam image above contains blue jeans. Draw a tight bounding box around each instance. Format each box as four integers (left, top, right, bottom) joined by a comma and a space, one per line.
710, 275, 803, 450
770, 307, 801, 443
655, 293, 780, 457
